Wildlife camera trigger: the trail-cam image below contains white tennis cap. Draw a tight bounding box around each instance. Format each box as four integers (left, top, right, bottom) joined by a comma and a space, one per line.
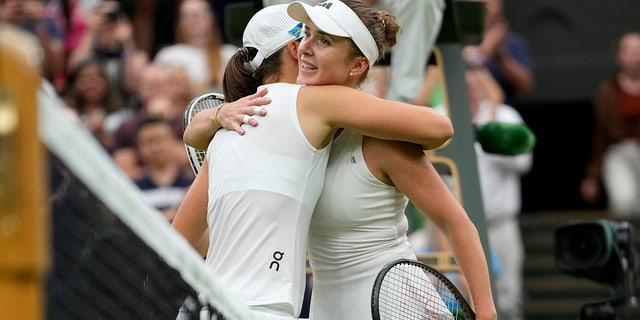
243, 4, 304, 70
287, 0, 379, 67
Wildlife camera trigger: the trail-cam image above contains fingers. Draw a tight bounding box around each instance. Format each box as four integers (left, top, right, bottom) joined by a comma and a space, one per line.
242, 88, 271, 111
228, 123, 246, 136
253, 106, 266, 115
217, 89, 271, 134
217, 109, 258, 136
219, 108, 260, 129
251, 87, 269, 98
251, 99, 270, 115
244, 115, 259, 127
227, 114, 258, 136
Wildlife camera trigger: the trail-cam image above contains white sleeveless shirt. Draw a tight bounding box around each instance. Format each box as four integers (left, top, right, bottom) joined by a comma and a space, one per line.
308, 129, 415, 320
204, 83, 331, 318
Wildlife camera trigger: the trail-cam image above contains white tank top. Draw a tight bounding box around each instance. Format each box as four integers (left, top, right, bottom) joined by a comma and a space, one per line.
205, 83, 331, 318
308, 129, 415, 319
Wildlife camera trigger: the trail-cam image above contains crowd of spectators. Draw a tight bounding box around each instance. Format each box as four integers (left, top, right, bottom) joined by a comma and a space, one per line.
4, 2, 639, 318
1, 0, 238, 219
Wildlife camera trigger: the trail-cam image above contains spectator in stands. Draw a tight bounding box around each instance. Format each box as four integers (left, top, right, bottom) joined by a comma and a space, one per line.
113, 63, 185, 150
364, 0, 445, 103
67, 0, 147, 103
154, 0, 237, 96
62, 57, 127, 153
112, 63, 192, 178
44, 0, 93, 91
0, 0, 66, 91
116, 0, 180, 57
466, 65, 532, 320
463, 0, 534, 110
46, 0, 87, 57
581, 31, 640, 216
134, 116, 193, 222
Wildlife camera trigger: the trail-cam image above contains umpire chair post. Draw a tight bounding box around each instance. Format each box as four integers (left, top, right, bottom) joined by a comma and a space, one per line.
430, 0, 498, 298
0, 26, 49, 320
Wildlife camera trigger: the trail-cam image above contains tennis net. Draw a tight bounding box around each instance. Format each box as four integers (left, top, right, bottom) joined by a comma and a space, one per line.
39, 82, 253, 320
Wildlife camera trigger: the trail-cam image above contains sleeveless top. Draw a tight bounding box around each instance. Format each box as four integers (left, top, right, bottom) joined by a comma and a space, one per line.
308, 129, 415, 319
204, 83, 331, 318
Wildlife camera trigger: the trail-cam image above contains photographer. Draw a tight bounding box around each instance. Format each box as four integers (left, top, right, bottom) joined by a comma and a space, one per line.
0, 0, 66, 91
67, 0, 148, 105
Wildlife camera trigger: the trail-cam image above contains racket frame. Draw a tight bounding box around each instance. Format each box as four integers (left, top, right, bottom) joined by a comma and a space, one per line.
182, 92, 225, 175
371, 258, 476, 320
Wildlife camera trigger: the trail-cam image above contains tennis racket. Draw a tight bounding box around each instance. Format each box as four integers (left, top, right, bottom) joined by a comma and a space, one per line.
371, 259, 475, 320
182, 92, 225, 175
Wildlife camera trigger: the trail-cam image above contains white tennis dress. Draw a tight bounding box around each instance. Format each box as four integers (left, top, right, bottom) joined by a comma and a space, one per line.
307, 129, 416, 319
204, 83, 331, 319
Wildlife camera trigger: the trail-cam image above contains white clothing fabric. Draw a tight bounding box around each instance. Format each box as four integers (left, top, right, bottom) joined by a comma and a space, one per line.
204, 83, 331, 318
263, 0, 321, 6
308, 129, 415, 320
486, 216, 525, 320
473, 101, 533, 224
244, 3, 304, 70
288, 0, 380, 66
153, 43, 237, 94
376, 0, 445, 102
602, 138, 640, 216
473, 100, 532, 320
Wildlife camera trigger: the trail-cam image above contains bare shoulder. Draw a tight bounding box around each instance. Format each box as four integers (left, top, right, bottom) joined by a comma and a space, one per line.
362, 136, 427, 185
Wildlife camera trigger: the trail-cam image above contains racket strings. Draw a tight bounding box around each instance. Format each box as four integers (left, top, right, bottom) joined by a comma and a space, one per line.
377, 263, 459, 320
183, 94, 225, 175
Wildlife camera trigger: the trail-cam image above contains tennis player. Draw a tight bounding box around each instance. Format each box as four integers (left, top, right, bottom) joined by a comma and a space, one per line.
182, 1, 497, 319
172, 2, 453, 319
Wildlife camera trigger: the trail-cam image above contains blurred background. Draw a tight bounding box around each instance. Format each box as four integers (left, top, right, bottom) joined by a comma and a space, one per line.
505, 1, 640, 212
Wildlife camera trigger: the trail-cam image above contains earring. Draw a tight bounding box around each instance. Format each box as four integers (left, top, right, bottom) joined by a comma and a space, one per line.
349, 72, 354, 76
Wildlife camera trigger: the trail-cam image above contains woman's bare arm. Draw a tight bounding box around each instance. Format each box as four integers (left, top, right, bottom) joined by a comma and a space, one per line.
370, 139, 497, 320
171, 160, 210, 256
185, 85, 454, 151
299, 85, 453, 150
183, 88, 271, 149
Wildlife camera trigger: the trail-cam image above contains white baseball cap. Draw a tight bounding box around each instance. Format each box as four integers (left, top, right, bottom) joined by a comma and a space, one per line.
287, 0, 379, 67
243, 4, 304, 70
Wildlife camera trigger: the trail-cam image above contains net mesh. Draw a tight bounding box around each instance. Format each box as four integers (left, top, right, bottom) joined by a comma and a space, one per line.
39, 82, 253, 320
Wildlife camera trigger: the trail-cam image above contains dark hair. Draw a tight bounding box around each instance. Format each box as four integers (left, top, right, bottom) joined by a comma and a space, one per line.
63, 57, 125, 115
222, 46, 285, 102
135, 116, 172, 137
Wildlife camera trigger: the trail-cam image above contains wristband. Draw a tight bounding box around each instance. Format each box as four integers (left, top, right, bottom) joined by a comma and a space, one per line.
213, 103, 226, 128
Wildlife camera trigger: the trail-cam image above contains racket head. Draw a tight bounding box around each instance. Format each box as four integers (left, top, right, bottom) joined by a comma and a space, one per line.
182, 92, 225, 175
371, 258, 476, 320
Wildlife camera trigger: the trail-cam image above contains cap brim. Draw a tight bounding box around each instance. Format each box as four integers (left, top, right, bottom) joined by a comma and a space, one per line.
287, 1, 350, 38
